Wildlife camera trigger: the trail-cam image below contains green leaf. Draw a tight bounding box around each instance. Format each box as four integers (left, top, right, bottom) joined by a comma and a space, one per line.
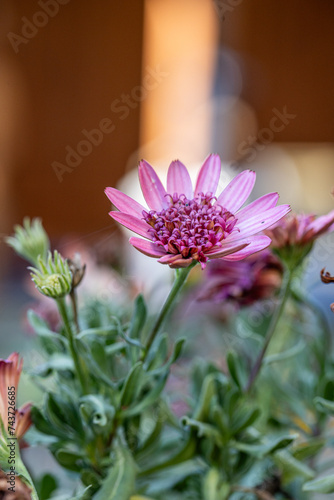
263, 340, 305, 365
143, 459, 204, 494
145, 334, 168, 371
120, 362, 144, 408
274, 449, 315, 483
140, 437, 197, 475
33, 354, 73, 377
55, 449, 85, 472
323, 379, 334, 401
122, 375, 167, 419
37, 473, 58, 500
203, 468, 230, 500
80, 395, 115, 430
31, 405, 69, 440
193, 374, 217, 421
77, 325, 118, 339
303, 474, 334, 494
314, 396, 334, 414
129, 294, 147, 340
76, 339, 116, 388
182, 417, 223, 446
292, 437, 325, 461
27, 309, 67, 352
93, 441, 137, 500
146, 337, 186, 377
226, 351, 245, 389
230, 407, 261, 435
234, 434, 297, 458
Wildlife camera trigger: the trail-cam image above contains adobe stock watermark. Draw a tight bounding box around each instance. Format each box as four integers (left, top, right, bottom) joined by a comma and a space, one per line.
213, 0, 243, 21
51, 65, 169, 183
232, 107, 296, 168
7, 0, 71, 54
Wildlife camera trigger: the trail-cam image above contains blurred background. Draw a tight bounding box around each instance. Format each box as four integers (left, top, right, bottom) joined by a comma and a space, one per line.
1, 0, 334, 336
1, 0, 334, 492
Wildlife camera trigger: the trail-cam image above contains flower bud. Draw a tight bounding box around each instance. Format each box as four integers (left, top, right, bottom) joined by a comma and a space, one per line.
68, 253, 86, 290
5, 217, 50, 266
30, 251, 72, 299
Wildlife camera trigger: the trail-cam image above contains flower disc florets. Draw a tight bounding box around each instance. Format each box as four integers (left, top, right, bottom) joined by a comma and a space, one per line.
143, 193, 238, 267
105, 155, 291, 268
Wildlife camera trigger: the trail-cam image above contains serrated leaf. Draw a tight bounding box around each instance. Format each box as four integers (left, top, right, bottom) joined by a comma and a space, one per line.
303, 474, 334, 493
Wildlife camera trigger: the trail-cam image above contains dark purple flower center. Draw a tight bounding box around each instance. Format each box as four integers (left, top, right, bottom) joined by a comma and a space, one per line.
142, 193, 238, 265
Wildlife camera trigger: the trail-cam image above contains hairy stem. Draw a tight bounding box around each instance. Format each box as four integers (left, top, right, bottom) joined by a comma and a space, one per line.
245, 268, 293, 393
57, 297, 88, 394
143, 263, 196, 359
70, 288, 80, 333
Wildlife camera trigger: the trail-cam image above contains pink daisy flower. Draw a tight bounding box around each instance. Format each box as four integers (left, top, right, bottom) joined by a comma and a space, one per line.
265, 211, 334, 248
105, 155, 290, 269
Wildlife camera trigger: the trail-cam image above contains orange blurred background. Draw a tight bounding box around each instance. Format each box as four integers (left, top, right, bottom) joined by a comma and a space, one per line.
1, 0, 334, 277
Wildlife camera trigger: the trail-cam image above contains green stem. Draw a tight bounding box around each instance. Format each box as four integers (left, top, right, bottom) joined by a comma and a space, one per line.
143, 263, 196, 359
245, 268, 293, 393
56, 297, 88, 394
70, 288, 80, 333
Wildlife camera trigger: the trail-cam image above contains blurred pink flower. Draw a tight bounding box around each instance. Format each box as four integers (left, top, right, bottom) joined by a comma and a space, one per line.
265, 211, 334, 248
105, 155, 290, 269
0, 353, 32, 439
200, 249, 283, 307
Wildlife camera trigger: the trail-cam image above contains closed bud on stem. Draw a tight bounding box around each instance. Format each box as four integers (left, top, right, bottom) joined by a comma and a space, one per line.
5, 217, 50, 267
29, 251, 72, 299
68, 253, 86, 290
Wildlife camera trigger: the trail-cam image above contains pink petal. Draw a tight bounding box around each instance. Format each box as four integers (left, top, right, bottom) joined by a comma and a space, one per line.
230, 205, 291, 240
109, 211, 151, 239
305, 209, 334, 236
129, 237, 166, 258
216, 170, 256, 213
195, 154, 221, 196
222, 235, 272, 261
167, 160, 193, 199
138, 160, 168, 210
236, 192, 279, 220
105, 187, 146, 218
205, 240, 250, 258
